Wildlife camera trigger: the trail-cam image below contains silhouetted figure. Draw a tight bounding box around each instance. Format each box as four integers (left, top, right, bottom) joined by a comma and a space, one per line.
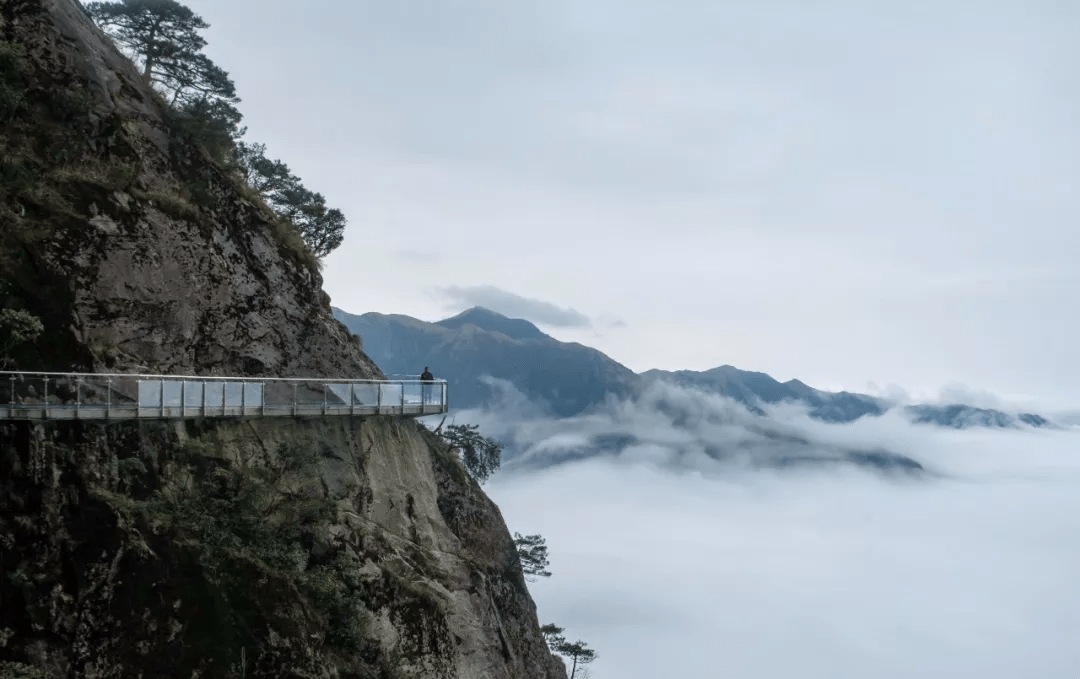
420, 367, 435, 405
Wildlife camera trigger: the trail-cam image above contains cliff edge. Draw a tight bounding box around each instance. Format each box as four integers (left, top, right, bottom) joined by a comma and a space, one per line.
0, 1, 566, 677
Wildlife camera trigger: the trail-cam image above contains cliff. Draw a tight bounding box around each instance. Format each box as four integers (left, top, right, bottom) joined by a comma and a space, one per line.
0, 1, 566, 677
1, 0, 376, 379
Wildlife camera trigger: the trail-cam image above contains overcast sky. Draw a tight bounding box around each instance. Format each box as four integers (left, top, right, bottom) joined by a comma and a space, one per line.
184, 0, 1079, 407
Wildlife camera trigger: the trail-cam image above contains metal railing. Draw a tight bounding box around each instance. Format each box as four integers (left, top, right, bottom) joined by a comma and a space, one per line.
0, 371, 448, 421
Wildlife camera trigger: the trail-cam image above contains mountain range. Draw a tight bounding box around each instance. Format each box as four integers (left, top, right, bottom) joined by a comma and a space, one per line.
333, 306, 1052, 430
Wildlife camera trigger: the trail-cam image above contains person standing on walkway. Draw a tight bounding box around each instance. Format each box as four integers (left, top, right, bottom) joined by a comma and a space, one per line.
420, 367, 435, 404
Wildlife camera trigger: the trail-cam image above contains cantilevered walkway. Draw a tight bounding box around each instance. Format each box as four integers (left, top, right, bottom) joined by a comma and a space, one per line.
0, 372, 448, 421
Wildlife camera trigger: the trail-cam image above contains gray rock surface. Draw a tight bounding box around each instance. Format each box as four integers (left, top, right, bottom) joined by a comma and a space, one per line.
4, 0, 378, 380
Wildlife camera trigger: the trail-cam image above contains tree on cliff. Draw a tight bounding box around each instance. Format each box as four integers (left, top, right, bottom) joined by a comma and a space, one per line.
84, 0, 238, 107
234, 142, 346, 258
85, 0, 244, 160
541, 623, 566, 651
85, 0, 348, 258
0, 308, 43, 368
557, 639, 598, 679
541, 625, 597, 678
438, 423, 502, 484
514, 532, 552, 581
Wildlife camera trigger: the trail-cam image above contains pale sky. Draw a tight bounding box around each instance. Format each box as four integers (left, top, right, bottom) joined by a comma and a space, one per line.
184, 0, 1079, 408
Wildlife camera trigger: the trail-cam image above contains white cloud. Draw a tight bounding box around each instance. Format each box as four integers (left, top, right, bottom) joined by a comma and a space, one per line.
467, 386, 1080, 678
451, 380, 924, 476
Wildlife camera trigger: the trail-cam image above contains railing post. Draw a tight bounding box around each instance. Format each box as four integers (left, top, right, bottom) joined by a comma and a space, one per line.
376, 383, 382, 415
106, 378, 112, 419
293, 382, 298, 417
75, 375, 81, 419
160, 379, 165, 419
43, 377, 48, 419
10, 375, 16, 412
400, 382, 405, 415
242, 380, 247, 417
180, 380, 186, 419
202, 379, 207, 417
323, 383, 327, 416
351, 384, 356, 417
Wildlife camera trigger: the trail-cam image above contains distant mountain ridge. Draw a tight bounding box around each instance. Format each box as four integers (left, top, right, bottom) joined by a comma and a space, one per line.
333, 306, 1053, 430
639, 365, 888, 423
334, 306, 637, 417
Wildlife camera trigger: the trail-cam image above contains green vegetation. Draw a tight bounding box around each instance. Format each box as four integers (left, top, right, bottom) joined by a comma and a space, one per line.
85, 0, 239, 108
430, 421, 599, 672
132, 436, 373, 655
532, 542, 598, 677
437, 423, 503, 485
513, 532, 552, 581
0, 35, 114, 268
0, 282, 43, 368
540, 626, 598, 679
234, 142, 346, 257
0, 308, 43, 366
0, 41, 29, 121
86, 0, 347, 258
0, 662, 44, 679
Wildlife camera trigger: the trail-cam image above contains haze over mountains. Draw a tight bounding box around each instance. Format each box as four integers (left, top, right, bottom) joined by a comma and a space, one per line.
333, 306, 1052, 430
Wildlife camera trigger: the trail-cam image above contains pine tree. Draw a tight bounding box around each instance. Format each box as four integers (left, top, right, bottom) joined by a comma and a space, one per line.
514, 533, 552, 581
556, 640, 597, 679
234, 143, 347, 258
438, 424, 503, 484
87, 0, 347, 258
85, 0, 238, 107
540, 624, 566, 653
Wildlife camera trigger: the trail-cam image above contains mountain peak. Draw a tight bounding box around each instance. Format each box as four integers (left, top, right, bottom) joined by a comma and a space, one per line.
436, 307, 550, 342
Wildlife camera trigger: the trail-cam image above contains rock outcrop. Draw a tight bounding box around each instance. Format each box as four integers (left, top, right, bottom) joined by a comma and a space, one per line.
0, 417, 567, 678
2, 0, 377, 379
0, 1, 566, 677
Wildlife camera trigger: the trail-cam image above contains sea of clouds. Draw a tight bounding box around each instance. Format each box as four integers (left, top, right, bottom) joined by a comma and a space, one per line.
432, 379, 1080, 678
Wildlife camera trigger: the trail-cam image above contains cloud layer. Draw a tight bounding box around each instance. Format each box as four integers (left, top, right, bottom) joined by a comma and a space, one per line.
448, 378, 926, 475
435, 383, 1080, 678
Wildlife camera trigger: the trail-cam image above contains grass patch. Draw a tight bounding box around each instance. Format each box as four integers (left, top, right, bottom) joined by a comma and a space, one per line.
125, 437, 374, 655
0, 662, 43, 679
0, 153, 34, 195
0, 41, 30, 123
273, 217, 321, 271
131, 184, 202, 222
49, 157, 139, 191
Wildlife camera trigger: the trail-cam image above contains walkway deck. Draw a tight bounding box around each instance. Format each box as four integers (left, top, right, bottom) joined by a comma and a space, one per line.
0, 372, 448, 421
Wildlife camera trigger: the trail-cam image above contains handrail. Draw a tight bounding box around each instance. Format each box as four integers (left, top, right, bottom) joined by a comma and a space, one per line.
0, 371, 449, 421
0, 370, 446, 384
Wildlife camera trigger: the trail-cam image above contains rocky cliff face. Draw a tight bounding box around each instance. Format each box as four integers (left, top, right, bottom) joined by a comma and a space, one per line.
1, 0, 375, 379
0, 417, 567, 679
0, 1, 566, 677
